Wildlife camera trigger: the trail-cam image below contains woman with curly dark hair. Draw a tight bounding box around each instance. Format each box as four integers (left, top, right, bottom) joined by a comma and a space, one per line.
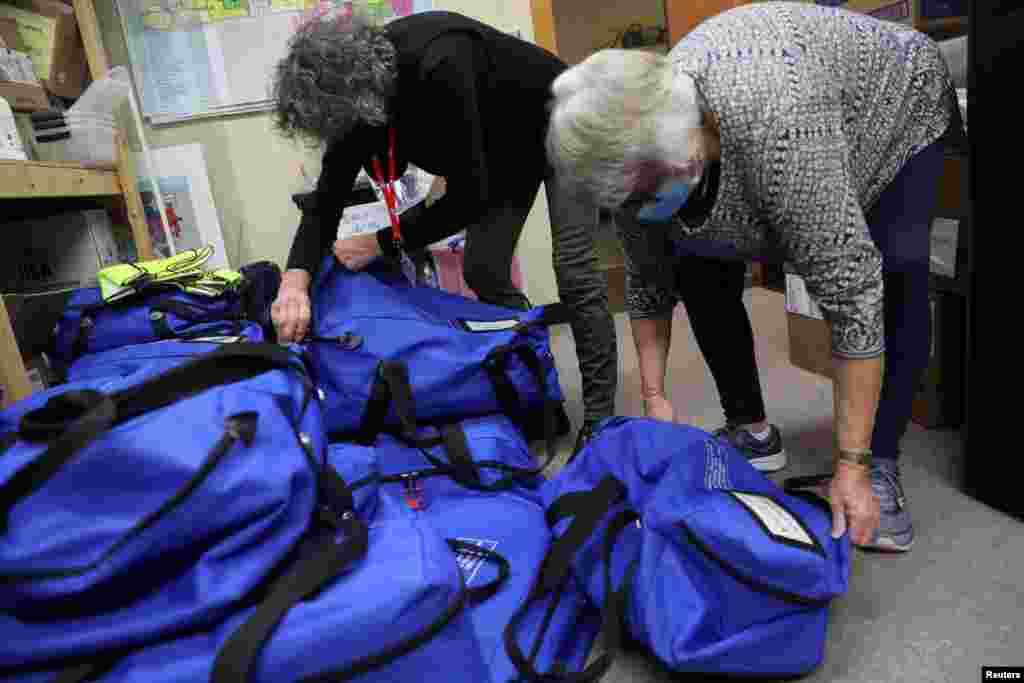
270, 10, 617, 452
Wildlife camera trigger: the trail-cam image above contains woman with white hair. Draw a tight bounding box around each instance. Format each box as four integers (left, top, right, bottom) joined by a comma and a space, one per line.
269, 11, 618, 452
547, 2, 964, 551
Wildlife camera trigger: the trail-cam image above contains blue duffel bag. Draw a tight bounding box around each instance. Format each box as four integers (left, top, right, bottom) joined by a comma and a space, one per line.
343, 414, 616, 682
305, 257, 572, 445
65, 322, 266, 382
51, 261, 282, 371
539, 417, 851, 678
5, 456, 504, 683
65, 326, 418, 448
0, 343, 367, 676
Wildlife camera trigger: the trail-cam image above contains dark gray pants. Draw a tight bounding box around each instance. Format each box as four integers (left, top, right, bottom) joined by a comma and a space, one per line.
462, 174, 618, 429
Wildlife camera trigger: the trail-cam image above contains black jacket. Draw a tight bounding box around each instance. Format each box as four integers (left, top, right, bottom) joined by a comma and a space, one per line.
286, 10, 567, 275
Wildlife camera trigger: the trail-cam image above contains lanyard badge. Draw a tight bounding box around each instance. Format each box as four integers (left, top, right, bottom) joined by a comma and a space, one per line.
372, 127, 417, 285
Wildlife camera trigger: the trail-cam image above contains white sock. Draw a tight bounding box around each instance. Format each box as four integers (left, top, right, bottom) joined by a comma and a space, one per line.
747, 425, 772, 441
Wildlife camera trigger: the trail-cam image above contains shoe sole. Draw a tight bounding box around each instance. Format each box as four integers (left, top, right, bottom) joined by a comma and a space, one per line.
857, 534, 915, 553
749, 449, 788, 472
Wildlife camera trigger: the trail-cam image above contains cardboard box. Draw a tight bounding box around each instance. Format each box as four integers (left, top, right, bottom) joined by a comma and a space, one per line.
785, 271, 833, 376
787, 312, 834, 379
0, 18, 19, 48
3, 288, 75, 372
936, 152, 966, 218
0, 0, 87, 99
1, 209, 124, 292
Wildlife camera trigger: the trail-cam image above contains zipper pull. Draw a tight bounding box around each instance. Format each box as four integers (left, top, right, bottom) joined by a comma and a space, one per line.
225, 412, 258, 446
402, 472, 429, 511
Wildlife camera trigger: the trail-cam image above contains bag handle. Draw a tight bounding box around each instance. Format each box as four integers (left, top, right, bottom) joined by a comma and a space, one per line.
387, 416, 550, 495
0, 391, 116, 533
517, 302, 575, 331
783, 473, 836, 516
0, 343, 307, 534
353, 360, 418, 445
483, 343, 564, 476
446, 539, 511, 605
503, 477, 637, 682
47, 652, 125, 683
211, 486, 369, 683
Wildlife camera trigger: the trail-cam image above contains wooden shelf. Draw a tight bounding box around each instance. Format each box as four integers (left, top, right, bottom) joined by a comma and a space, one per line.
1, 0, 155, 407
0, 159, 121, 200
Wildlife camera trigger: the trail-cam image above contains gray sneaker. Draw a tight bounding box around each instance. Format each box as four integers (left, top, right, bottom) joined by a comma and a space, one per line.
861, 460, 914, 552
713, 423, 788, 472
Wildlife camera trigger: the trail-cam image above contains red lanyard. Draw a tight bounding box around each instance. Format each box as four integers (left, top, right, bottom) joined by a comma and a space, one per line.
371, 127, 402, 245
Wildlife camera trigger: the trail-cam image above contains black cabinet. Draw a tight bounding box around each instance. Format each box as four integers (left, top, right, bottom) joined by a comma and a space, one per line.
961, 1, 1022, 520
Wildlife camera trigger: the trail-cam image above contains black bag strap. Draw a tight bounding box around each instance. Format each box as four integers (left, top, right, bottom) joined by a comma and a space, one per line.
151, 297, 226, 322
783, 474, 836, 516
446, 539, 511, 605
211, 500, 369, 683
0, 432, 17, 455
0, 391, 116, 533
0, 343, 306, 533
436, 424, 483, 487
483, 343, 563, 476
435, 422, 542, 492
353, 361, 417, 445
515, 303, 575, 332
503, 477, 637, 683
48, 652, 125, 683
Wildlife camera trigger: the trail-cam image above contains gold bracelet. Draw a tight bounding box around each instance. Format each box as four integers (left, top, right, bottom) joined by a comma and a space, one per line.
836, 449, 873, 469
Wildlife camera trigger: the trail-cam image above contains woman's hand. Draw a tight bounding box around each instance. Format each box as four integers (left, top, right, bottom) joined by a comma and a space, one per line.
271, 269, 312, 343
830, 355, 885, 545
643, 394, 677, 423
334, 233, 383, 272
828, 461, 881, 545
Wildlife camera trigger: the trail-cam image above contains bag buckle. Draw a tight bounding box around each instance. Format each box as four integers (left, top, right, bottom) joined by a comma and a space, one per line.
402, 472, 429, 511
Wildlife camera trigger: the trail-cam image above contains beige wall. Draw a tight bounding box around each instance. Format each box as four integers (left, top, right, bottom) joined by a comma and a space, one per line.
552, 0, 666, 65
94, 0, 561, 305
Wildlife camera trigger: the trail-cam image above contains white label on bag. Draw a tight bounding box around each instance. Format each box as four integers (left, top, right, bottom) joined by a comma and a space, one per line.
184, 335, 244, 344
460, 319, 521, 333
453, 538, 499, 586
704, 440, 733, 490
730, 492, 815, 548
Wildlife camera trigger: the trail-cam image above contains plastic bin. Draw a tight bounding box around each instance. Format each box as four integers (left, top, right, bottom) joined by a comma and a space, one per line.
70, 121, 118, 167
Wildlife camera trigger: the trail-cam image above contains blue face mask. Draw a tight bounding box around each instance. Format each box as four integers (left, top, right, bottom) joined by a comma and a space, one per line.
632, 178, 695, 223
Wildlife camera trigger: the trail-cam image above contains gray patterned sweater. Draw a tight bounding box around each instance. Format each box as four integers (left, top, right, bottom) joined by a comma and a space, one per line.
617, 1, 956, 358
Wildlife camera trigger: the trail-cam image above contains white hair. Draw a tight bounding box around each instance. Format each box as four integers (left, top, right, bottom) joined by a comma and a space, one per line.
546, 49, 705, 208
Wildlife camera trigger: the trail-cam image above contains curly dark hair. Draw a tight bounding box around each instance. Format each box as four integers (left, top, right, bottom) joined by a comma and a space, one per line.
271, 13, 398, 146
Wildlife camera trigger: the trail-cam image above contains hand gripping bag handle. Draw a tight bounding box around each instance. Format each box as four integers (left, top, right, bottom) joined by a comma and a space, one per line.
783, 473, 840, 516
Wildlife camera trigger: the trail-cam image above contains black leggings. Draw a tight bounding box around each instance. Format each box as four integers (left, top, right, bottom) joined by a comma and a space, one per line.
681, 138, 946, 461
461, 175, 618, 429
